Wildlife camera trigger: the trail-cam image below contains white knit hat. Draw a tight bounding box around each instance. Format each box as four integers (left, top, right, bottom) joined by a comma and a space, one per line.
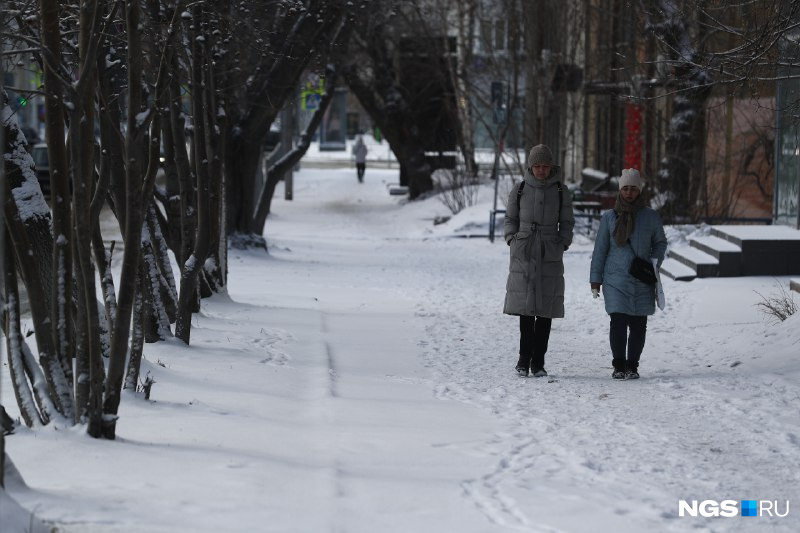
619, 168, 643, 190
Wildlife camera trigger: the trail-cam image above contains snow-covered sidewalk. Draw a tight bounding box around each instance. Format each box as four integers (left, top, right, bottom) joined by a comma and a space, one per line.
3, 166, 800, 532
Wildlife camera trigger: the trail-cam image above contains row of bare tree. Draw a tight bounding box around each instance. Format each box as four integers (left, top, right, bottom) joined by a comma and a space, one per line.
0, 0, 481, 448
2, 0, 799, 454
0, 0, 363, 441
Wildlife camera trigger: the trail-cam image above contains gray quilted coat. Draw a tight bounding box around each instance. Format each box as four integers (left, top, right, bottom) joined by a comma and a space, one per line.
503, 168, 575, 317
590, 207, 667, 316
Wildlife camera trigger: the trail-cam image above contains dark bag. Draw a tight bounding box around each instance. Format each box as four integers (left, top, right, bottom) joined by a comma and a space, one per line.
629, 255, 657, 285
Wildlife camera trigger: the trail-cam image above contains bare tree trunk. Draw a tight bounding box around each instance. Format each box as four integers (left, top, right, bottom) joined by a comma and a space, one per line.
102, 0, 179, 438
139, 236, 168, 342
175, 3, 213, 344
146, 204, 178, 322
124, 273, 146, 392
252, 67, 340, 234
1, 59, 5, 487
168, 69, 196, 268
104, 0, 153, 438
223, 0, 347, 235
71, 0, 106, 433
40, 0, 76, 420
641, 0, 712, 221
4, 111, 72, 419
523, 1, 540, 149
343, 75, 433, 199
202, 41, 226, 295
3, 230, 42, 427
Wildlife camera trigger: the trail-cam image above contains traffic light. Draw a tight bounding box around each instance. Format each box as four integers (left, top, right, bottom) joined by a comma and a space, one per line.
18, 95, 28, 107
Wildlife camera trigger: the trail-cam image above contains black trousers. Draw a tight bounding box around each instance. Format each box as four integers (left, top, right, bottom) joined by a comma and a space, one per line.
356, 163, 366, 181
609, 313, 647, 370
519, 315, 552, 370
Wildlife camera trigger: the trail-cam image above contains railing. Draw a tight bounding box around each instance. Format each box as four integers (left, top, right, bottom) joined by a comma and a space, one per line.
488, 209, 505, 243
701, 217, 772, 225
490, 211, 774, 243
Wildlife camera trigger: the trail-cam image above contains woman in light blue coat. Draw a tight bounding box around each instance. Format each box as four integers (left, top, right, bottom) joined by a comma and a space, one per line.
590, 169, 667, 380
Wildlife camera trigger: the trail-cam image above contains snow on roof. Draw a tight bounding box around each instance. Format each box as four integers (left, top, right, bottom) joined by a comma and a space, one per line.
581, 167, 609, 180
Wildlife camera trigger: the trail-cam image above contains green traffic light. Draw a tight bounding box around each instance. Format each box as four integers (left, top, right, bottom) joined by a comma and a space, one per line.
18, 96, 28, 107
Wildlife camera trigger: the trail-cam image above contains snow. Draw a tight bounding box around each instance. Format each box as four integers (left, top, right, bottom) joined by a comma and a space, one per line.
711, 224, 800, 241
668, 245, 718, 265
3, 162, 800, 532
301, 132, 526, 171
691, 235, 742, 253
581, 167, 609, 180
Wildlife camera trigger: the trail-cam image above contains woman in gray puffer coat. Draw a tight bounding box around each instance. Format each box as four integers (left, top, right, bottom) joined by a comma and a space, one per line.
504, 144, 575, 377
590, 169, 667, 380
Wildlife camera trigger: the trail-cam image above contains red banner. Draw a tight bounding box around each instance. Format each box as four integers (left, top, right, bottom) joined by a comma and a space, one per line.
623, 102, 643, 170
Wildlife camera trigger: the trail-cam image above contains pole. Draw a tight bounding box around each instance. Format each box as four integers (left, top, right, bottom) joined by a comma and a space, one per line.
490, 123, 502, 242
489, 81, 508, 242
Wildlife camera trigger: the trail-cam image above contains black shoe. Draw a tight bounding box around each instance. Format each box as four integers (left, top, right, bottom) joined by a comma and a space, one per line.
625, 369, 640, 380
612, 369, 626, 379
531, 368, 548, 378
516, 356, 530, 377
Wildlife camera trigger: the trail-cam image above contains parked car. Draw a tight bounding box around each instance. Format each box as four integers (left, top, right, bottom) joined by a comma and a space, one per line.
30, 143, 51, 197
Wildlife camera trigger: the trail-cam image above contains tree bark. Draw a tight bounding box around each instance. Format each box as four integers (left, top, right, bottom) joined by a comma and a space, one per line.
251, 67, 340, 234
175, 3, 213, 344
224, 0, 347, 235
3, 230, 42, 428
642, 0, 713, 221
40, 0, 76, 416
3, 109, 72, 419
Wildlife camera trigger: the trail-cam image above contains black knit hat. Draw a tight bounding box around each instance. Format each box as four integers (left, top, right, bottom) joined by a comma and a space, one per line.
527, 144, 554, 167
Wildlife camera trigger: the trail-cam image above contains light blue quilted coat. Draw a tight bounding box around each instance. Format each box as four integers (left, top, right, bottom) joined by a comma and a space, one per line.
590, 207, 667, 316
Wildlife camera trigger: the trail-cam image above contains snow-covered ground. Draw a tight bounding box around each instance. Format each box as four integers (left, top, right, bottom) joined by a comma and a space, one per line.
2, 163, 800, 532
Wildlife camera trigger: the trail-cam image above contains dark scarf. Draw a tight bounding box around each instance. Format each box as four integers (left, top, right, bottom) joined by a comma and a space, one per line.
613, 193, 646, 246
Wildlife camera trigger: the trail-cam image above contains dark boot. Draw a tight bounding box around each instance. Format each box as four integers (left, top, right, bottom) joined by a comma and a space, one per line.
611, 359, 626, 379
531, 352, 546, 377
515, 355, 530, 377
625, 361, 639, 380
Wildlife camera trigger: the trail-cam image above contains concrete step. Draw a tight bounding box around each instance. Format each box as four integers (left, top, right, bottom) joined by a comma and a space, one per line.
791, 279, 800, 294
710, 225, 800, 275
690, 235, 742, 255
667, 245, 719, 277
689, 235, 742, 276
659, 257, 696, 281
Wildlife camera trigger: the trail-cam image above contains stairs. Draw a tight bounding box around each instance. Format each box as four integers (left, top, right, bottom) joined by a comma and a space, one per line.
660, 225, 800, 281
791, 279, 800, 293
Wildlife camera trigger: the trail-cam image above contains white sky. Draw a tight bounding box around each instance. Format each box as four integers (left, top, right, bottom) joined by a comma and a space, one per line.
2, 142, 800, 532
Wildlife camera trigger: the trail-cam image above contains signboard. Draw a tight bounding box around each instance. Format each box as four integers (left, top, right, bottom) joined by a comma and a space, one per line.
300, 77, 325, 111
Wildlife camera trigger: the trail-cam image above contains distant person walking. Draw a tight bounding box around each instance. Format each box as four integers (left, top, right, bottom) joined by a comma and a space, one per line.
504, 144, 575, 377
590, 168, 667, 380
352, 134, 368, 183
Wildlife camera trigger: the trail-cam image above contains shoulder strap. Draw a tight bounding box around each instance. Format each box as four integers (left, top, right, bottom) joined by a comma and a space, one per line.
557, 182, 563, 221
516, 180, 563, 221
